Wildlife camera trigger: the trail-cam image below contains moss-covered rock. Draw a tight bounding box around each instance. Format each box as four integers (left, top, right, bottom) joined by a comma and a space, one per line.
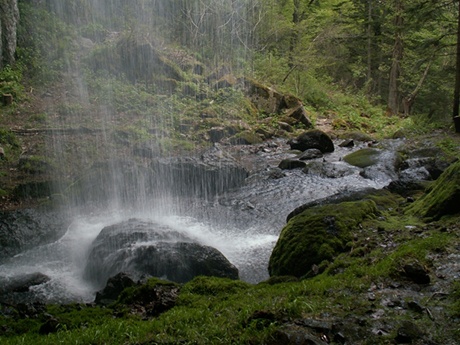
269, 200, 378, 278
343, 148, 380, 168
407, 160, 460, 220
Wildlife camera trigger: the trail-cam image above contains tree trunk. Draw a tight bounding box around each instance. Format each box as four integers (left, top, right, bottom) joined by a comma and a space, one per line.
453, 0, 460, 132
0, 0, 20, 68
387, 0, 404, 115
366, 0, 372, 89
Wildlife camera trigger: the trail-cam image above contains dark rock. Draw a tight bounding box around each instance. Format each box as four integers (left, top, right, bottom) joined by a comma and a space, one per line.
278, 159, 307, 170
385, 179, 426, 197
402, 262, 430, 284
285, 106, 313, 128
278, 121, 294, 132
0, 272, 50, 294
339, 139, 354, 148
117, 278, 180, 318
298, 149, 323, 161
84, 219, 238, 288
395, 321, 423, 343
241, 78, 285, 114
268, 169, 286, 179
95, 272, 136, 305
0, 209, 69, 260
287, 130, 334, 153
407, 300, 424, 313
39, 317, 60, 335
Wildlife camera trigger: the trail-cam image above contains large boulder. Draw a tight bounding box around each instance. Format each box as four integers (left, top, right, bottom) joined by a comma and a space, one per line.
287, 130, 334, 153
407, 160, 460, 220
84, 219, 238, 288
0, 209, 69, 260
269, 200, 378, 278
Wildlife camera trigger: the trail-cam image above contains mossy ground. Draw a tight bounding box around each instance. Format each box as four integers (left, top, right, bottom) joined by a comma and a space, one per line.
1, 189, 459, 344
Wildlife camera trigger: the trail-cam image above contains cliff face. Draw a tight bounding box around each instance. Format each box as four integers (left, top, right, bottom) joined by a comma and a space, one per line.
0, 0, 19, 69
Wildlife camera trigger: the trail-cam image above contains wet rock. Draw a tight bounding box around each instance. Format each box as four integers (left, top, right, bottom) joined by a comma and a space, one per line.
402, 262, 430, 284
400, 147, 453, 180
298, 148, 323, 161
0, 272, 50, 294
278, 159, 307, 170
339, 139, 354, 148
385, 179, 426, 198
303, 161, 357, 178
95, 272, 136, 305
84, 219, 238, 288
287, 130, 334, 153
0, 209, 69, 260
343, 148, 380, 168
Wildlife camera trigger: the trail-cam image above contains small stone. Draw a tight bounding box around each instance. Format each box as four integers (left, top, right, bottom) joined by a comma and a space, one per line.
278, 159, 307, 170
407, 300, 424, 313
339, 139, 354, 148
395, 321, 422, 343
403, 262, 430, 284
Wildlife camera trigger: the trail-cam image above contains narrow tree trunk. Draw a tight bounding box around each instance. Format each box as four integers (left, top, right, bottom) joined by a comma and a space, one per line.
387, 0, 403, 115
453, 0, 460, 132
366, 0, 372, 89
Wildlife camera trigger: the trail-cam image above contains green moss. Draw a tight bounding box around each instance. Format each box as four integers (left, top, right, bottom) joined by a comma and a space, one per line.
182, 276, 251, 297
269, 200, 378, 278
343, 148, 380, 168
407, 160, 460, 220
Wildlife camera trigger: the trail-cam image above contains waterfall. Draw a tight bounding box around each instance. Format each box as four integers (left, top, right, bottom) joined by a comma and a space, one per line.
0, 0, 395, 303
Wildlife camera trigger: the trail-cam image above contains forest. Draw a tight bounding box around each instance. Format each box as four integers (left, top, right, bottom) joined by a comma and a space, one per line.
1, 0, 459, 129
1, 1, 460, 345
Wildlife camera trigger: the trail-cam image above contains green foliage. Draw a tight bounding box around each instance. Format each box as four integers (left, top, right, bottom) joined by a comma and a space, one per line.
0, 65, 25, 101
0, 128, 21, 162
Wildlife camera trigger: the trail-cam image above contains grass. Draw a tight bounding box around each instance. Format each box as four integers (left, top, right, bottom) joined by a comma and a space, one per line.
1, 220, 457, 345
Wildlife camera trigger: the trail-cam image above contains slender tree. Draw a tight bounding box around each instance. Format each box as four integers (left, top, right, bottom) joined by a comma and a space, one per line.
453, 0, 460, 131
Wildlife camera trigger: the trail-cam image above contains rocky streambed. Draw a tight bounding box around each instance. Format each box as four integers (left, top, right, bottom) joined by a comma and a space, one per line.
1, 129, 460, 344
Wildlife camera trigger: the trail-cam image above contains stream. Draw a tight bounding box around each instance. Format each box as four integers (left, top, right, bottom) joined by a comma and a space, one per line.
0, 138, 400, 303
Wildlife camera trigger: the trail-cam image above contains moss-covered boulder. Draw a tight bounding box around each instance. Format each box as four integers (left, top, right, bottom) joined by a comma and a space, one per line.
343, 148, 380, 168
407, 160, 460, 220
269, 200, 378, 278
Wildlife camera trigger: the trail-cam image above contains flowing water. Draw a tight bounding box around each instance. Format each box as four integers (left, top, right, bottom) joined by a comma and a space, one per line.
0, 138, 396, 303
1, 1, 399, 303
